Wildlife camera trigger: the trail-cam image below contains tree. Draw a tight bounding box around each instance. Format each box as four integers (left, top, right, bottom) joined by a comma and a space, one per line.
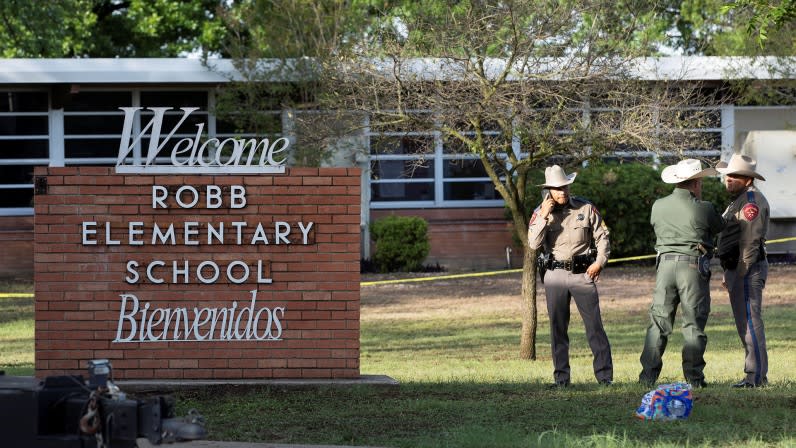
723, 0, 796, 45
0, 0, 228, 57
220, 0, 716, 360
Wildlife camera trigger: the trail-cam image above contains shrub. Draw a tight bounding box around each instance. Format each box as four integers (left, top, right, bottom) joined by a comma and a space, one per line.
370, 215, 430, 272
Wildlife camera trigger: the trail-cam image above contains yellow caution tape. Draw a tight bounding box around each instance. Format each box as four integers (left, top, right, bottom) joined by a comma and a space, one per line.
4, 238, 795, 291
361, 269, 523, 286
0, 293, 33, 298
362, 237, 795, 287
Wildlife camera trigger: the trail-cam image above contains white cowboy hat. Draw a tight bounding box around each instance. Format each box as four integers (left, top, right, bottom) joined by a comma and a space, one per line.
539, 165, 577, 188
661, 159, 717, 184
715, 154, 766, 181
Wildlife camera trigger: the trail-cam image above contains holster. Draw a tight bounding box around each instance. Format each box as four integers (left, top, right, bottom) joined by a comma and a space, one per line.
536, 252, 550, 283
719, 247, 739, 271
571, 253, 594, 275
697, 243, 712, 279
719, 244, 766, 270
697, 254, 712, 279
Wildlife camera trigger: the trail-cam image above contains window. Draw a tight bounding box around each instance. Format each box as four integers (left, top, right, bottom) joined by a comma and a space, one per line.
0, 91, 49, 212
368, 111, 509, 208
369, 135, 435, 203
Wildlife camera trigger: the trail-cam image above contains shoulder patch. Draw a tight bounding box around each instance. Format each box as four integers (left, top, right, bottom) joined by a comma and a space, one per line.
742, 203, 759, 221
529, 212, 538, 227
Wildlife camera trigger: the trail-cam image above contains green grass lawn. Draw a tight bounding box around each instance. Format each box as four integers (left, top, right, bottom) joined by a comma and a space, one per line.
2, 271, 795, 447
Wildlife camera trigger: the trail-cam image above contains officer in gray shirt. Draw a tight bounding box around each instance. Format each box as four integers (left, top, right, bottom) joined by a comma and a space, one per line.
716, 154, 770, 388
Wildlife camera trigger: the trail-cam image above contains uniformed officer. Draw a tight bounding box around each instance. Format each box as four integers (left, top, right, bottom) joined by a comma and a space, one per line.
528, 165, 612, 387
716, 154, 770, 388
639, 159, 724, 388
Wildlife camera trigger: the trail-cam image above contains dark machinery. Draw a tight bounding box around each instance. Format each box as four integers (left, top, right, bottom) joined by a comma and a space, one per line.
0, 360, 205, 447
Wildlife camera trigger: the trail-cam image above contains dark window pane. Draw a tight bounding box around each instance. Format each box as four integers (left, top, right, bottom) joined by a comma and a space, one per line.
370, 160, 433, 180
0, 187, 34, 207
591, 110, 622, 130
444, 159, 488, 178
140, 111, 208, 135
444, 181, 500, 200
370, 136, 433, 155
0, 139, 48, 158
64, 114, 126, 135
370, 113, 434, 132
65, 139, 119, 158
0, 116, 48, 136
0, 165, 36, 184
371, 182, 434, 201
217, 114, 281, 134
64, 91, 132, 112
0, 91, 49, 112
699, 132, 722, 150
660, 109, 721, 129
443, 135, 506, 154
141, 91, 208, 109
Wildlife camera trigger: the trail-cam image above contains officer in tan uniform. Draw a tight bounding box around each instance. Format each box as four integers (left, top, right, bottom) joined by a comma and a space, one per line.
528, 165, 612, 387
716, 154, 770, 388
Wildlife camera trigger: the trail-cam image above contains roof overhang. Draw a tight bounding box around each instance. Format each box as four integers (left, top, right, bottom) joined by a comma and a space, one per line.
0, 56, 793, 85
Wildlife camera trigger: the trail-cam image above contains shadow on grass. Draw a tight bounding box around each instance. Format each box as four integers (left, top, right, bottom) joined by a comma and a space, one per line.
174, 381, 796, 448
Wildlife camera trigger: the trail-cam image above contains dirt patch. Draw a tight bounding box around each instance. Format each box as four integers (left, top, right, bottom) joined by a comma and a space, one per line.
361, 264, 796, 319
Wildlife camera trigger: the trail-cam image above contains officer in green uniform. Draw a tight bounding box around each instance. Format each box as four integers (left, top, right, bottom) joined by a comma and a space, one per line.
716, 154, 769, 388
528, 165, 612, 387
639, 159, 724, 388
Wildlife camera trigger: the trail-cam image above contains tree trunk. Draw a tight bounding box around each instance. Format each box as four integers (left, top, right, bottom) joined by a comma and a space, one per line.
519, 246, 538, 360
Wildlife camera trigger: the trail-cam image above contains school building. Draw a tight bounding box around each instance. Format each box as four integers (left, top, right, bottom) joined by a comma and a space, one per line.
2, 57, 795, 279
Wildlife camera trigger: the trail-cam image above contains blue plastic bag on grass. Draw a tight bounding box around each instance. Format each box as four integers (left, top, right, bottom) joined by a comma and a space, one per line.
635, 382, 693, 421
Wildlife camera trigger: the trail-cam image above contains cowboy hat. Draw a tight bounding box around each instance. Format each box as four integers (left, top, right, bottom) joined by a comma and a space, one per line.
539, 165, 577, 188
715, 154, 766, 181
660, 159, 717, 184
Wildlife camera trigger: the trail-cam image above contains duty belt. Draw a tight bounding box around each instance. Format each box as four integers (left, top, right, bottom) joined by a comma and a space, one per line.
549, 260, 572, 270
662, 254, 699, 263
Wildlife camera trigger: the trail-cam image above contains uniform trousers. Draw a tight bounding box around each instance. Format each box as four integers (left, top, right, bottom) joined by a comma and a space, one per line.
725, 260, 768, 385
543, 268, 613, 383
639, 256, 710, 384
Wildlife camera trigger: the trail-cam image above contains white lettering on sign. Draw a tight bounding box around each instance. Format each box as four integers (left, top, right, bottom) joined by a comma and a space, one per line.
115, 107, 288, 174
113, 290, 284, 343
82, 220, 314, 246
124, 259, 273, 285
151, 185, 247, 209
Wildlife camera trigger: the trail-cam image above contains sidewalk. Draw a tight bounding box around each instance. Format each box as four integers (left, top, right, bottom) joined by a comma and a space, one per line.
118, 375, 399, 394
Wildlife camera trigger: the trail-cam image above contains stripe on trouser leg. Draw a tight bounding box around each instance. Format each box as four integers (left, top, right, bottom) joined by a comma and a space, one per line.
743, 273, 762, 385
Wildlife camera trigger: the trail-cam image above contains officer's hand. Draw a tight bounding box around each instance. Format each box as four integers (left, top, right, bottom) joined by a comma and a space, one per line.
586, 262, 602, 281
722, 270, 735, 293
539, 197, 555, 219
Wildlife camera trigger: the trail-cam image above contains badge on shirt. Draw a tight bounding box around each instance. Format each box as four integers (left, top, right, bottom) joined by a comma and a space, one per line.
742, 203, 759, 221
577, 213, 585, 221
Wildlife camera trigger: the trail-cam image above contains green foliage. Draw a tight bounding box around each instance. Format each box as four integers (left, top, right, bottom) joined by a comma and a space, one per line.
369, 215, 430, 272
702, 172, 731, 210
568, 162, 669, 257
0, 0, 227, 57
723, 0, 796, 46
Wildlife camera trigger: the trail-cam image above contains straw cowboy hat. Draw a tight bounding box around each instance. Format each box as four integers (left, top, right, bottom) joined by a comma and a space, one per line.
539, 165, 577, 188
715, 154, 766, 181
661, 159, 717, 184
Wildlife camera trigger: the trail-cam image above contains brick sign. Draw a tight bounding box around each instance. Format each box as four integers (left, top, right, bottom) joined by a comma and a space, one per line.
34, 167, 361, 380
